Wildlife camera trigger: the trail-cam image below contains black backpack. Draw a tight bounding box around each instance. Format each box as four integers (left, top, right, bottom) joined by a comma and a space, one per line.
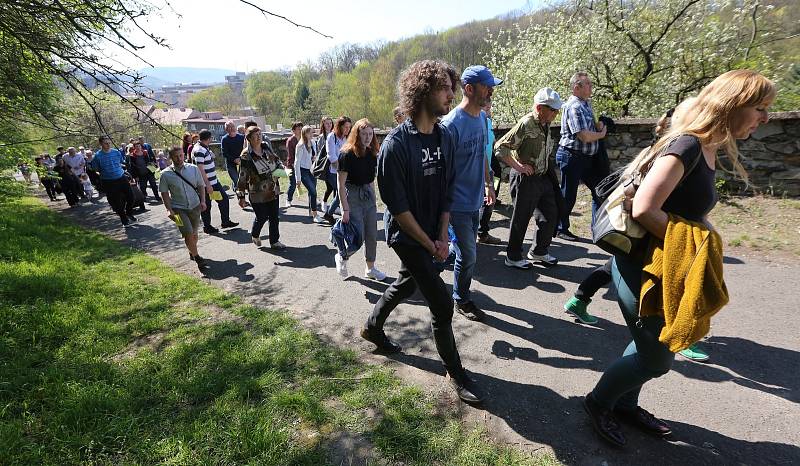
311, 137, 330, 179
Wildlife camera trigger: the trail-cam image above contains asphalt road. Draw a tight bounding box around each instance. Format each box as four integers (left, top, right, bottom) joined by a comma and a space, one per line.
53, 189, 799, 466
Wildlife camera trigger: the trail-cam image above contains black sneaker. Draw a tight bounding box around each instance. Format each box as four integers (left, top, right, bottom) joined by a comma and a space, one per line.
203, 225, 219, 234
127, 215, 138, 224
455, 301, 486, 322
447, 372, 485, 404
323, 214, 336, 225
557, 229, 579, 241
220, 221, 239, 229
192, 255, 209, 270
360, 327, 402, 353
121, 217, 130, 227
583, 393, 626, 447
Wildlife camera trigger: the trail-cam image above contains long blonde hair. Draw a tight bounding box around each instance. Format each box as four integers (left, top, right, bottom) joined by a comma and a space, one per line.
299, 125, 314, 150
626, 70, 775, 183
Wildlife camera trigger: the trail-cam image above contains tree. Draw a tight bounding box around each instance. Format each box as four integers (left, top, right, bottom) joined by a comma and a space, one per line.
485, 0, 799, 123
186, 85, 243, 114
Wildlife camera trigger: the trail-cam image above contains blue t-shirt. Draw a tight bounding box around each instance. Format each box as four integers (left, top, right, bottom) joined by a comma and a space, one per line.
89, 148, 125, 180
441, 107, 487, 212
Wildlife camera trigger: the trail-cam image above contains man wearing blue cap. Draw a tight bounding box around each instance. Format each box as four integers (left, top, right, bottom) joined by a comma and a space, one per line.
495, 87, 562, 270
441, 65, 500, 322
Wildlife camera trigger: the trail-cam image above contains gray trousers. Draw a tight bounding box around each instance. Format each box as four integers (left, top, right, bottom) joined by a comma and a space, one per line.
346, 183, 377, 263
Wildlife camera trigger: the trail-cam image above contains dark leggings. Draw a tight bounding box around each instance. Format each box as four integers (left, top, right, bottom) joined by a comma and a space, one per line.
322, 178, 335, 202
575, 258, 613, 301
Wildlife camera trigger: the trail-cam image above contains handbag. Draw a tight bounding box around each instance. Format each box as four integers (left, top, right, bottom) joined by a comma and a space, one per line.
592, 146, 702, 256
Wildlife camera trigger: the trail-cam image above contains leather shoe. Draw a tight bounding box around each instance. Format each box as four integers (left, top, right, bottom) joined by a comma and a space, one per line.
447, 373, 484, 404
583, 393, 626, 447
556, 230, 579, 241
614, 406, 672, 436
360, 327, 402, 353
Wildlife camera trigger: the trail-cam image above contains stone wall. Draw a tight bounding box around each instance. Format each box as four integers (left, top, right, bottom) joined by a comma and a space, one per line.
493, 111, 800, 196
268, 111, 800, 196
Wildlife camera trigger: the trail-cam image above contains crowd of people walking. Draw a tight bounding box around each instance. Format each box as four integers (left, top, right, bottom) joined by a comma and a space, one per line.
21, 62, 775, 449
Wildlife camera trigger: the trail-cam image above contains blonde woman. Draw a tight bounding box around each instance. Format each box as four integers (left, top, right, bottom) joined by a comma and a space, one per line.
334, 118, 385, 281
295, 125, 324, 223
583, 70, 775, 447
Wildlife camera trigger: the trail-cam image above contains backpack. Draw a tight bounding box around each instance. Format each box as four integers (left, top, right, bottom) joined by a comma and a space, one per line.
311, 137, 330, 179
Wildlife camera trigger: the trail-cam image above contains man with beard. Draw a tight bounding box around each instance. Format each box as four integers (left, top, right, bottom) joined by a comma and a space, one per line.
360, 60, 485, 404
440, 65, 500, 322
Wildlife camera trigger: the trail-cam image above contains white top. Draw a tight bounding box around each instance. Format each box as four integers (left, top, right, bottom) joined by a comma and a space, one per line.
326, 132, 346, 174
295, 141, 314, 170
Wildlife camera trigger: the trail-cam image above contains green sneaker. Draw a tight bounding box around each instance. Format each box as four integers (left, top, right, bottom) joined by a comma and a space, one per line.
679, 343, 709, 362
564, 296, 599, 324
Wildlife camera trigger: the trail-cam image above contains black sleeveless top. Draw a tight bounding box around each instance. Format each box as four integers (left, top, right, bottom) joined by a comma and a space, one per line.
660, 135, 718, 222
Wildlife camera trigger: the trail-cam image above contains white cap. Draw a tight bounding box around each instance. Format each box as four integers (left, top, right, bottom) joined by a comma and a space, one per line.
533, 87, 563, 110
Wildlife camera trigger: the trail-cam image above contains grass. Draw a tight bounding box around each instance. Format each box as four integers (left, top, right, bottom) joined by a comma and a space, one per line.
0, 177, 556, 465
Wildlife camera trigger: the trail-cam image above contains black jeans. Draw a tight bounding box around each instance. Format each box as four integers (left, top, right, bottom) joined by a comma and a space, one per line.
506, 170, 557, 261
478, 200, 493, 236
42, 178, 57, 199
251, 199, 280, 243
136, 171, 159, 199
575, 258, 613, 301
200, 183, 231, 227
367, 242, 466, 380
103, 176, 134, 220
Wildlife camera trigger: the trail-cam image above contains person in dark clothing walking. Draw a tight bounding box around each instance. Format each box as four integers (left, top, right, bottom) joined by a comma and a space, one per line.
89, 135, 136, 227
361, 60, 485, 404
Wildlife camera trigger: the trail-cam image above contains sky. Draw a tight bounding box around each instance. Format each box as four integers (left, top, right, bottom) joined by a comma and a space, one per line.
115, 0, 539, 72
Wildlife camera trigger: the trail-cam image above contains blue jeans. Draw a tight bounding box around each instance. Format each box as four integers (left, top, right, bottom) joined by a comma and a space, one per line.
286, 168, 297, 201
226, 161, 239, 187
450, 210, 479, 304
556, 146, 602, 232
590, 255, 675, 411
298, 168, 318, 212
325, 171, 340, 216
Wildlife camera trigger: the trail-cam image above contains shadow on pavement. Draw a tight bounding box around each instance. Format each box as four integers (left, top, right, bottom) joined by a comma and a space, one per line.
387, 352, 800, 465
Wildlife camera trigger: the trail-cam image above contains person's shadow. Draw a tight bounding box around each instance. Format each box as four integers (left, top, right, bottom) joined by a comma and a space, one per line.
387, 352, 800, 465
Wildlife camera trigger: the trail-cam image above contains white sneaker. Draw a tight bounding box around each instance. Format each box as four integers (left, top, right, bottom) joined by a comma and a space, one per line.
283, 198, 291, 208
270, 241, 286, 250
504, 257, 532, 270
335, 206, 341, 215
252, 236, 262, 247
321, 201, 327, 212
365, 267, 386, 281
334, 253, 349, 278
527, 251, 558, 266
313, 214, 325, 224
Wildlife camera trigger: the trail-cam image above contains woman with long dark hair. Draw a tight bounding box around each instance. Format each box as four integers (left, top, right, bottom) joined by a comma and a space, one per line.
316, 116, 334, 210
323, 115, 351, 224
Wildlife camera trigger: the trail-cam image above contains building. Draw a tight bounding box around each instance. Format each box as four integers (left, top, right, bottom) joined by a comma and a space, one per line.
182, 113, 268, 143
139, 106, 201, 126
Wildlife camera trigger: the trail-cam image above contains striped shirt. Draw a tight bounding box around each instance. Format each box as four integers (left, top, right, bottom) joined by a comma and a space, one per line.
88, 148, 125, 180
559, 95, 599, 156
192, 143, 218, 185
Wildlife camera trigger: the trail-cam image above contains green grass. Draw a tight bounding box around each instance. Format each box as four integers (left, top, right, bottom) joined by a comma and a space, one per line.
0, 178, 556, 465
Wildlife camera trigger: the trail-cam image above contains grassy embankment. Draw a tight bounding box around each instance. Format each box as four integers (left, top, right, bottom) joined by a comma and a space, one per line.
0, 177, 557, 465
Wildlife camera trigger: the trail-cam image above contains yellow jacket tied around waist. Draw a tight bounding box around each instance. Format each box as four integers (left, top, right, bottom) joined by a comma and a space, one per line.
639, 214, 729, 352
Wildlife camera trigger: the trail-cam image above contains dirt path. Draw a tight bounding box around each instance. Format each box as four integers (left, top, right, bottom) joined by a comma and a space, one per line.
56, 193, 800, 466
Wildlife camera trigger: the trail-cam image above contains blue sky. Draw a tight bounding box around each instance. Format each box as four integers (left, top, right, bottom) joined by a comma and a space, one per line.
119, 0, 539, 72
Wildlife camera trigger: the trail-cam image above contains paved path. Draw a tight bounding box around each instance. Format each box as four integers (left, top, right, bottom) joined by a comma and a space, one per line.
53, 190, 799, 466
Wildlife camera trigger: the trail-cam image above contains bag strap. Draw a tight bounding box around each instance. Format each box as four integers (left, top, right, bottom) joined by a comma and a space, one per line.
171, 167, 202, 200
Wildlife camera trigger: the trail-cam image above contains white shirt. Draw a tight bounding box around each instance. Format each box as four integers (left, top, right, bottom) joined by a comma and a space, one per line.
295, 142, 314, 170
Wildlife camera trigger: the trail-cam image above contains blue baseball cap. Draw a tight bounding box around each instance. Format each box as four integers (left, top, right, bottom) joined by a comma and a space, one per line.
461, 65, 503, 87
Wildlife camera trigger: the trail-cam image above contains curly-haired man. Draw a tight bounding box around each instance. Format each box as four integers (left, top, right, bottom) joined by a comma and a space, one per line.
360, 60, 485, 404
